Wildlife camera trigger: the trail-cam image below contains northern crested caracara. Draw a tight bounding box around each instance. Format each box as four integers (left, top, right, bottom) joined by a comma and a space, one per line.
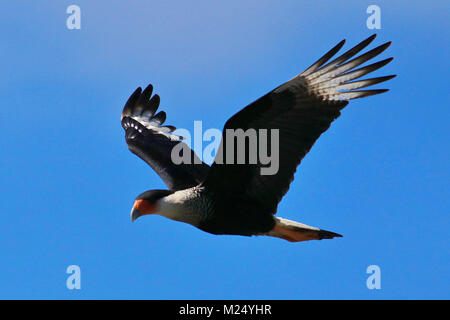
121, 34, 395, 242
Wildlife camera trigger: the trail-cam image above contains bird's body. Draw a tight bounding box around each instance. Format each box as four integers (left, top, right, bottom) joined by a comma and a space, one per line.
148, 186, 274, 236
196, 187, 276, 236
121, 34, 395, 242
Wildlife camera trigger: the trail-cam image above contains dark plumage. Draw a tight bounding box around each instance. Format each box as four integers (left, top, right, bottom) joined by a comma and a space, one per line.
121, 34, 395, 242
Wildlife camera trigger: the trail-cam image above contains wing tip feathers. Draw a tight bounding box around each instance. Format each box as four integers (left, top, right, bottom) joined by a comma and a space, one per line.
303, 35, 394, 102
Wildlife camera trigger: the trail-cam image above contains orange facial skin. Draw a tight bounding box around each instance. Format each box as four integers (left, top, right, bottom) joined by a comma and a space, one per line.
134, 199, 157, 215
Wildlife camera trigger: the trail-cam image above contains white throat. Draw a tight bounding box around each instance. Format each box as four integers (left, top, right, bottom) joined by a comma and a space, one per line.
156, 188, 202, 226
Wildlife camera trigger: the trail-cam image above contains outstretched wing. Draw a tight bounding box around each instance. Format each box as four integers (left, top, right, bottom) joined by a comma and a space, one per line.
121, 84, 210, 191
203, 34, 395, 214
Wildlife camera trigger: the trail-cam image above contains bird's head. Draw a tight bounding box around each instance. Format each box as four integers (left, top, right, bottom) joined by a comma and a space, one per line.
130, 189, 173, 221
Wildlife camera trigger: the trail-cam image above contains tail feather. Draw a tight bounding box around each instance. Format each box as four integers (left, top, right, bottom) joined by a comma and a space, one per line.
265, 217, 342, 242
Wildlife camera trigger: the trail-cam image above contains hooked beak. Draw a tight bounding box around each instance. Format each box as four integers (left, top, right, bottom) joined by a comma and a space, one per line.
130, 206, 142, 222
130, 199, 156, 222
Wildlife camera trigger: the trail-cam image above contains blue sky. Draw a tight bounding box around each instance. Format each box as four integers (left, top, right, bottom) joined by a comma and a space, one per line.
0, 1, 448, 299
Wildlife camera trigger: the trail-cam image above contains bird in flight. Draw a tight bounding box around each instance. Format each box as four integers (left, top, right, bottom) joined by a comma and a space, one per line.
121, 34, 395, 242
